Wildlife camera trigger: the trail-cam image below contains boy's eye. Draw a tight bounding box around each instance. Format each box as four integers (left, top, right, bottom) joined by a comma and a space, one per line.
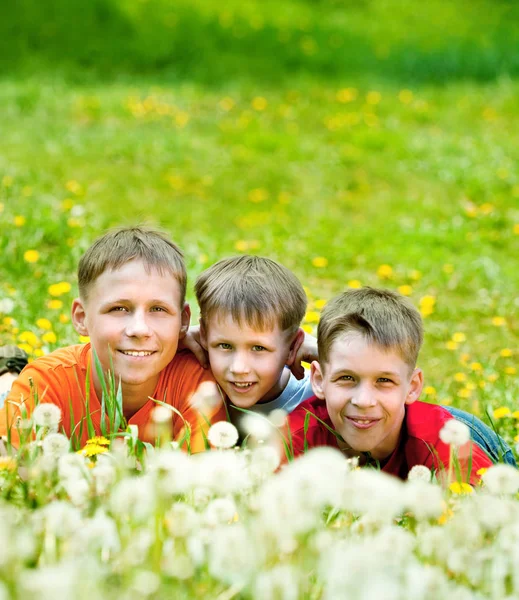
338, 375, 354, 382
151, 306, 167, 312
252, 345, 267, 352
217, 343, 232, 350
378, 378, 393, 384
110, 306, 128, 312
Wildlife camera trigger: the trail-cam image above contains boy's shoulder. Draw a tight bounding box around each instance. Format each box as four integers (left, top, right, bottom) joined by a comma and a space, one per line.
404, 400, 455, 444
22, 344, 90, 376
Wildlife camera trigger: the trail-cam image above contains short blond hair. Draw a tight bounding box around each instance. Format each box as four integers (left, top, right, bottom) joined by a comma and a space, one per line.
318, 287, 423, 369
195, 255, 307, 334
78, 227, 186, 304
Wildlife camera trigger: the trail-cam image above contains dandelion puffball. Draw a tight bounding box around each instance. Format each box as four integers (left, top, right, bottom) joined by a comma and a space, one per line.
439, 419, 470, 447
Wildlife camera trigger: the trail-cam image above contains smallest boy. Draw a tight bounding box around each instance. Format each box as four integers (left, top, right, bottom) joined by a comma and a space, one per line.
288, 287, 515, 483
195, 255, 314, 418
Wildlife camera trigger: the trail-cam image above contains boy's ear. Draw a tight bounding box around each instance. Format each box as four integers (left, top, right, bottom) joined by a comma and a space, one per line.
179, 303, 191, 340
405, 367, 424, 405
310, 360, 326, 400
285, 327, 305, 366
71, 298, 89, 336
199, 318, 208, 350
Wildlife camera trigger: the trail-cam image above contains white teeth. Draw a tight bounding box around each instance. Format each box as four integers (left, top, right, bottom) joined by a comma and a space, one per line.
353, 419, 372, 424
234, 382, 253, 388
121, 350, 153, 357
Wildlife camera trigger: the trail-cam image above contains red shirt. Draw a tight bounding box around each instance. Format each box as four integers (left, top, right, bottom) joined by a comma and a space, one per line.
287, 397, 493, 484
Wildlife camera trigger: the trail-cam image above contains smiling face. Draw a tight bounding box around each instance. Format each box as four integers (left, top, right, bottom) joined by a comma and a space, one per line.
311, 332, 423, 461
72, 259, 190, 404
201, 313, 302, 409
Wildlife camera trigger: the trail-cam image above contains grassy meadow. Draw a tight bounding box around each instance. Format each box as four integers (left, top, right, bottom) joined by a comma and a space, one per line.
1, 0, 518, 442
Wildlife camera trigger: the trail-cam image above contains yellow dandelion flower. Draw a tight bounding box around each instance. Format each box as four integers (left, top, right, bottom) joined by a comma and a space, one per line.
398, 89, 413, 104
347, 280, 362, 289
47, 299, 63, 310
175, 112, 189, 128
301, 324, 313, 334
3, 317, 13, 326
512, 411, 519, 419
34, 349, 44, 358
465, 382, 476, 391
505, 367, 517, 375
314, 299, 327, 309
452, 332, 466, 343
397, 285, 412, 296
251, 97, 267, 111
479, 203, 494, 215
2, 175, 13, 187
476, 467, 488, 476
513, 224, 519, 235
409, 269, 422, 281
478, 380, 486, 389
458, 388, 471, 399
470, 362, 483, 372
219, 97, 235, 111
438, 507, 454, 525
0, 456, 17, 471
36, 318, 52, 330
493, 406, 511, 419
492, 316, 506, 327
19, 331, 39, 347
14, 216, 26, 227
376, 264, 393, 279
446, 341, 458, 351
59, 314, 70, 324
24, 250, 39, 263
449, 481, 473, 495
42, 331, 57, 344
423, 386, 436, 396
234, 240, 248, 252
48, 282, 72, 297
304, 311, 320, 324
366, 91, 381, 105
486, 373, 499, 383
79, 335, 90, 343
336, 88, 357, 103
18, 343, 33, 354
248, 188, 268, 203
86, 436, 110, 446
312, 257, 328, 268
500, 348, 513, 358
460, 353, 470, 364
61, 198, 74, 211
78, 444, 108, 457
66, 180, 83, 195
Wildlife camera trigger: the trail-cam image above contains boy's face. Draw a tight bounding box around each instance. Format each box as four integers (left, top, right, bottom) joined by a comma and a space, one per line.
200, 313, 302, 409
311, 332, 423, 461
72, 259, 190, 399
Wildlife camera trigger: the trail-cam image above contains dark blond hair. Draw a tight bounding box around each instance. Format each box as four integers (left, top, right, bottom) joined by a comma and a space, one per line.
318, 287, 423, 369
195, 255, 307, 334
78, 227, 186, 304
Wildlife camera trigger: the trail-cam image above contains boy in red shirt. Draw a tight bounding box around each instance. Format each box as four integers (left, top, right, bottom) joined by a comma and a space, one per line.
0, 227, 225, 451
287, 287, 513, 483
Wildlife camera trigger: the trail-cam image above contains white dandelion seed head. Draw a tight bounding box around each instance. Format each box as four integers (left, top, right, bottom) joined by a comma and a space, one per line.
407, 465, 432, 483
0, 298, 15, 315
148, 449, 194, 495
268, 408, 288, 428
165, 503, 198, 538
439, 419, 471, 447
190, 381, 223, 413
405, 480, 444, 520
207, 421, 239, 449
110, 475, 156, 522
203, 498, 237, 528
482, 464, 519, 495
151, 405, 172, 424
42, 433, 69, 458
240, 413, 273, 441
32, 403, 62, 429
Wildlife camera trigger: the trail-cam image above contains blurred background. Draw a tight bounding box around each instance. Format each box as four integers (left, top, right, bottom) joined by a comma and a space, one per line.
0, 0, 518, 424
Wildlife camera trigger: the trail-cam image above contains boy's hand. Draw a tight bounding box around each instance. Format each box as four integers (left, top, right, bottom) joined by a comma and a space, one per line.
178, 325, 209, 369
290, 331, 317, 380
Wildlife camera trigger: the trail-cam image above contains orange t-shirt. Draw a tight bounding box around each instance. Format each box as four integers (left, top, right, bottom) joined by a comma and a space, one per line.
0, 344, 226, 452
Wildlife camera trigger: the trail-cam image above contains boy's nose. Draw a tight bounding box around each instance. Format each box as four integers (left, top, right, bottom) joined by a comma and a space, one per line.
229, 353, 251, 375
125, 311, 152, 338
351, 384, 376, 407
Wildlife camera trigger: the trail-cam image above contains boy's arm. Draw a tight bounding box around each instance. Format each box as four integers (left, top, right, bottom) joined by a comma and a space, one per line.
289, 331, 317, 380
177, 325, 209, 369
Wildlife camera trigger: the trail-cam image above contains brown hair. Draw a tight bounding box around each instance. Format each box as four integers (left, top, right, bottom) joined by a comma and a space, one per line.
195, 255, 307, 334
78, 227, 186, 304
318, 287, 423, 369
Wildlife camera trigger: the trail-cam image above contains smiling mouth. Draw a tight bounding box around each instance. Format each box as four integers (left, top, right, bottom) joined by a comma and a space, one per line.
229, 381, 256, 390
119, 350, 155, 357
347, 417, 381, 429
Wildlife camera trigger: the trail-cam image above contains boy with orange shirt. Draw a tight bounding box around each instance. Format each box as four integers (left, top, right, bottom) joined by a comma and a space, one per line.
287, 287, 515, 483
0, 227, 225, 450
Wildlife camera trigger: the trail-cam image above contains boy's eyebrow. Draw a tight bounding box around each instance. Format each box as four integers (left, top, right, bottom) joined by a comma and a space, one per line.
100, 298, 176, 307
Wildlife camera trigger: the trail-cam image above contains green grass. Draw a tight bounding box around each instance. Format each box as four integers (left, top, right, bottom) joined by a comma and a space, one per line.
1, 0, 518, 440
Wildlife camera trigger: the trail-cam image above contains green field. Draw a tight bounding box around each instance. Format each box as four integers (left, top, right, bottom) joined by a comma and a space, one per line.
1, 0, 518, 440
